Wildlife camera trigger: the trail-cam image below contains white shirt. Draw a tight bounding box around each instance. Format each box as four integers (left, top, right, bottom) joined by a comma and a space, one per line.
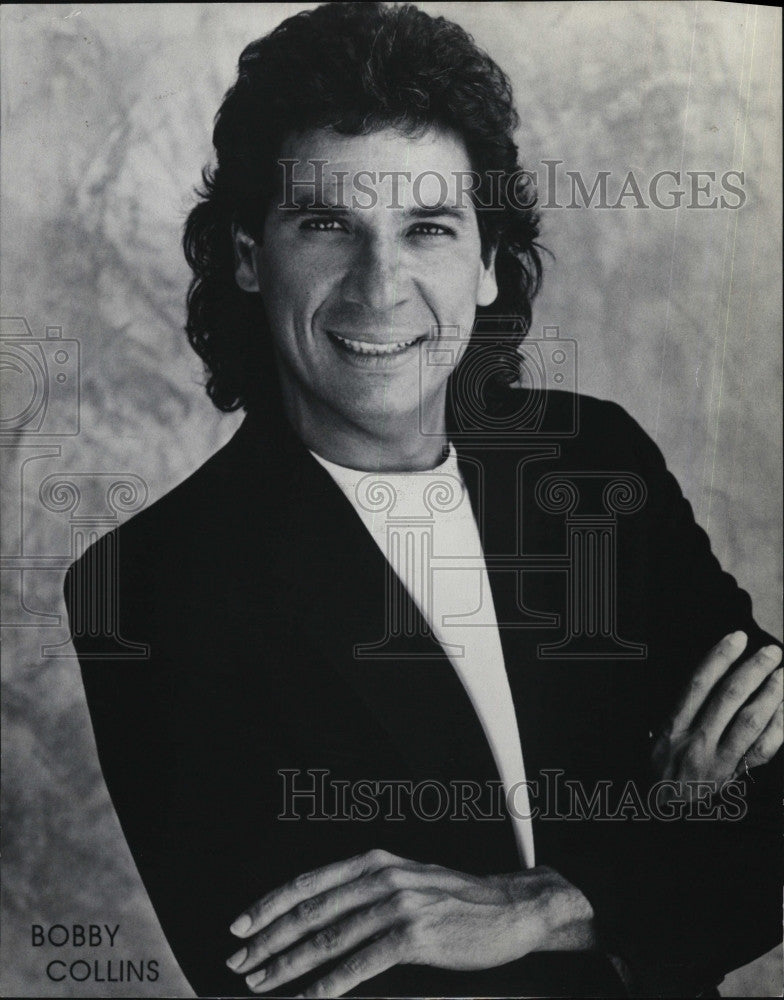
310, 443, 535, 869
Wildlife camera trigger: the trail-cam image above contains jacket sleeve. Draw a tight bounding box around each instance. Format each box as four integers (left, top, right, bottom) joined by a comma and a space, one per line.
63, 532, 283, 998
557, 399, 782, 997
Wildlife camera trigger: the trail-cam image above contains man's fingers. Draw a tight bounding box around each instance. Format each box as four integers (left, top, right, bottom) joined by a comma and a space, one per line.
668, 631, 748, 736
744, 696, 784, 770
699, 645, 782, 746
718, 666, 783, 763
230, 849, 396, 938
244, 895, 412, 993
228, 865, 420, 974
293, 931, 406, 999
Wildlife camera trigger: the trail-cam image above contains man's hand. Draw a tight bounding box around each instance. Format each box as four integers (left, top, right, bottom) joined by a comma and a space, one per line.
226, 849, 596, 997
652, 631, 783, 796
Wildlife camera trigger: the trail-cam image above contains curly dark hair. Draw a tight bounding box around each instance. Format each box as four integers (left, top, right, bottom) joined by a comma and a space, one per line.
183, 1, 543, 413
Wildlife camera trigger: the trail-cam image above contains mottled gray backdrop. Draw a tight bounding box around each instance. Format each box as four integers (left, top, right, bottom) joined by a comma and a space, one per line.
1, 3, 781, 996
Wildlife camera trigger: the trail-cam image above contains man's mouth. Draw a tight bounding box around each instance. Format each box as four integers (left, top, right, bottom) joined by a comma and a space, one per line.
327, 331, 426, 356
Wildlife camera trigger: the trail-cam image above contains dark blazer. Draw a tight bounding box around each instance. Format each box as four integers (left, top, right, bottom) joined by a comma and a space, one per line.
64, 389, 781, 998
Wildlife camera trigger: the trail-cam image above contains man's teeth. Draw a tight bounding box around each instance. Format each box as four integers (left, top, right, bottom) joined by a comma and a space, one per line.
331, 333, 421, 355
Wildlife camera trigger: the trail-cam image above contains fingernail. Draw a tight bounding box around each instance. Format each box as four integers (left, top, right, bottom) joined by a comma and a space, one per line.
230, 914, 252, 936
226, 947, 247, 971
762, 645, 782, 661
728, 630, 747, 646
246, 968, 267, 990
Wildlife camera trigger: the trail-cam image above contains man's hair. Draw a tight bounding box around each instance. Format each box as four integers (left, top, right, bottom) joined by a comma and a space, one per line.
183, 1, 543, 413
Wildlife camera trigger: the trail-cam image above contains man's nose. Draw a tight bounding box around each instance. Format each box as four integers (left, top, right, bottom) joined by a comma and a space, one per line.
342, 235, 407, 312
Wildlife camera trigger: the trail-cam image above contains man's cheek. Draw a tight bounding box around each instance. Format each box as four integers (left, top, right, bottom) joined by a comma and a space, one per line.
430, 302, 480, 345
427, 269, 481, 311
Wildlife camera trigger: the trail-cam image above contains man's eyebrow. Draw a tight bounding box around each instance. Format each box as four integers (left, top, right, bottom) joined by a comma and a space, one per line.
407, 205, 468, 222
278, 193, 350, 213
276, 197, 470, 220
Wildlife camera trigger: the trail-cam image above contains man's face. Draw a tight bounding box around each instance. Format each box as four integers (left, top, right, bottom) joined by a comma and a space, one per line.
234, 126, 497, 453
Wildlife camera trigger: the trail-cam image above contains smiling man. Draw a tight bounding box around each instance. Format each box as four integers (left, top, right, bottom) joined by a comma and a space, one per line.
65, 3, 782, 998
231, 127, 499, 472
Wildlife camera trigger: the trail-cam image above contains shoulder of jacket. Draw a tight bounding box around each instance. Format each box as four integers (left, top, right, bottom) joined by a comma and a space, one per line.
487, 387, 641, 435
65, 419, 249, 584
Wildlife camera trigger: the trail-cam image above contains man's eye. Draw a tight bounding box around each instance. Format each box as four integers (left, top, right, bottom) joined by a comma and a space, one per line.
299, 218, 348, 232
409, 222, 455, 237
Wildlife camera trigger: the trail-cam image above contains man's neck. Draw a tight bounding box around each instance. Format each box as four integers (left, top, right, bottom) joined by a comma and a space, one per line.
279, 386, 449, 473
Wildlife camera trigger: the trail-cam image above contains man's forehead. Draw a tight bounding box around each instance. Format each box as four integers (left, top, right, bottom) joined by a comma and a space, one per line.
277, 125, 475, 209
279, 125, 471, 170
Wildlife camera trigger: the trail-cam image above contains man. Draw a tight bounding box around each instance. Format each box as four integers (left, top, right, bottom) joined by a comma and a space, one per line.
65, 3, 782, 997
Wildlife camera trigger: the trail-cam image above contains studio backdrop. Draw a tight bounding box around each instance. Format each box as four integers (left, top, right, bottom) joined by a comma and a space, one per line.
1, 3, 781, 996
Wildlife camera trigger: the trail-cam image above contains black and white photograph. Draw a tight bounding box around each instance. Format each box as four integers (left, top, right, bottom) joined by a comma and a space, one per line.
1, 2, 782, 997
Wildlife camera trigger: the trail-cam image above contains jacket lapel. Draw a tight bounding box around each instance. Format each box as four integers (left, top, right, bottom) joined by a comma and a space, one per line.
228, 410, 502, 785
452, 434, 573, 792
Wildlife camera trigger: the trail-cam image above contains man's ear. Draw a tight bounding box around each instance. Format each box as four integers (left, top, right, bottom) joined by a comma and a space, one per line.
232, 222, 261, 293
477, 244, 498, 307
